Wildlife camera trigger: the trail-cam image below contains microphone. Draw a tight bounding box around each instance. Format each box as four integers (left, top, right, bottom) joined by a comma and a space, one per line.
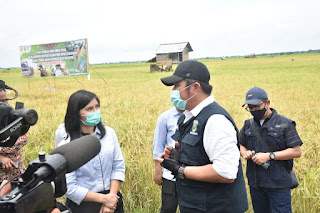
50, 135, 101, 172
22, 135, 101, 182
0, 136, 101, 211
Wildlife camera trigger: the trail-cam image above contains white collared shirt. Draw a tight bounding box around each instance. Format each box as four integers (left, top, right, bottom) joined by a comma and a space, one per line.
56, 124, 125, 204
183, 95, 240, 179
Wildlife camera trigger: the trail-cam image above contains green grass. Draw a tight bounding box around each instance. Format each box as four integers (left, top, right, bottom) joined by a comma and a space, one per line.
1, 53, 320, 212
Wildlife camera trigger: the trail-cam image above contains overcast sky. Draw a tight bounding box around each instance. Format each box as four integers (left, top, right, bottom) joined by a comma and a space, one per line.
1, 0, 320, 67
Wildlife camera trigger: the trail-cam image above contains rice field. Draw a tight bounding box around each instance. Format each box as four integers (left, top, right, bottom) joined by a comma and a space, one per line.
1, 53, 319, 212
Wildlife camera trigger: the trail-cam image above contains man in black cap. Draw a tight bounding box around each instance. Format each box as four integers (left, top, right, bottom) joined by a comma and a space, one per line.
239, 87, 303, 213
156, 60, 248, 213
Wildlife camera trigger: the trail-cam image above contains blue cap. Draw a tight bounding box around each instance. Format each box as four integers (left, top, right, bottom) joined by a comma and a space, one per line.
242, 87, 268, 107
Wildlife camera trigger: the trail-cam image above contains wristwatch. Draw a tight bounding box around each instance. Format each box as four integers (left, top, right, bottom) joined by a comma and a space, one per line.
269, 152, 276, 160
178, 165, 186, 179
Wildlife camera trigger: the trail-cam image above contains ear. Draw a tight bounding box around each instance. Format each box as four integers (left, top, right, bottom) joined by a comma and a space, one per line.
266, 100, 271, 108
193, 82, 201, 92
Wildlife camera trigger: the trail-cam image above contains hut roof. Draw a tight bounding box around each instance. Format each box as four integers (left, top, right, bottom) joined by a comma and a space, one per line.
155, 42, 193, 54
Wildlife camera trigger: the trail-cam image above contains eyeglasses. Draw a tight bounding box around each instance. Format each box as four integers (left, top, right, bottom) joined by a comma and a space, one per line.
245, 101, 266, 112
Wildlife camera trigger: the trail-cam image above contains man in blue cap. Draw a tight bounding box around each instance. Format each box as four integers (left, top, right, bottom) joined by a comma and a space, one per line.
156, 60, 248, 213
239, 87, 303, 213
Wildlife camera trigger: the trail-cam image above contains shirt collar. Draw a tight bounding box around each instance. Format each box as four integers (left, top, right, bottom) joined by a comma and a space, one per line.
264, 108, 276, 123
173, 107, 182, 116
94, 125, 102, 136
184, 94, 215, 118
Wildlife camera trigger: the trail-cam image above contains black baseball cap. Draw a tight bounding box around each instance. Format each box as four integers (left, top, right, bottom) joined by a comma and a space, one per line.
161, 60, 210, 86
242, 87, 268, 107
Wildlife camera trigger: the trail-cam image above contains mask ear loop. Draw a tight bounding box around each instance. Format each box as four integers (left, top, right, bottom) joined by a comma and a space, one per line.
178, 83, 194, 92
182, 83, 199, 102
79, 113, 87, 123
185, 91, 198, 102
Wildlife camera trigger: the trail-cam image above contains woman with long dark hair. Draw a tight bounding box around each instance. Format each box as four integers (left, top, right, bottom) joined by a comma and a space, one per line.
55, 90, 125, 213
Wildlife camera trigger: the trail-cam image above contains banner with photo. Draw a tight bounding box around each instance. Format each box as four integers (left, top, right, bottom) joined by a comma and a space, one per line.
19, 38, 88, 78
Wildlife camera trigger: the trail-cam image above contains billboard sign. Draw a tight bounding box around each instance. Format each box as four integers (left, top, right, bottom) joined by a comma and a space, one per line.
19, 38, 88, 78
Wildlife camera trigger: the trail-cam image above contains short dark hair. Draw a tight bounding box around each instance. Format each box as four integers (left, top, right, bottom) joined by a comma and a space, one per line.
185, 78, 212, 95
64, 90, 105, 140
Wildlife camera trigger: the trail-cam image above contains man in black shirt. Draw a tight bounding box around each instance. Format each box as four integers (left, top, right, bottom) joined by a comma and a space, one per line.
239, 87, 303, 213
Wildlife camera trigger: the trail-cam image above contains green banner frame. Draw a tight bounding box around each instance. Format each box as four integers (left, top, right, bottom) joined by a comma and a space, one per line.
19, 38, 88, 78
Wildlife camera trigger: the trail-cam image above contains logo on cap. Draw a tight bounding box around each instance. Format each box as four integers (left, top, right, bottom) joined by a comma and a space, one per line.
248, 94, 253, 97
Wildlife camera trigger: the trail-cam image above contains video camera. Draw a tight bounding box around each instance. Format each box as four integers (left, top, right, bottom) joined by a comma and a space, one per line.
0, 80, 101, 213
0, 80, 63, 212
0, 80, 38, 148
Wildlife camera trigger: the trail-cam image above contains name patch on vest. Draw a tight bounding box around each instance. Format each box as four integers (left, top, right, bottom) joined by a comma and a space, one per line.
190, 120, 199, 135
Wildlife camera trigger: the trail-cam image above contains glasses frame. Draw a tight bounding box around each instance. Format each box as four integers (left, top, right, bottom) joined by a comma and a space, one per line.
245, 101, 266, 112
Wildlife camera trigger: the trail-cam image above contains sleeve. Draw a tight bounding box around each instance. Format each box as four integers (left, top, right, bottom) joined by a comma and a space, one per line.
55, 131, 62, 148
58, 139, 89, 205
152, 114, 167, 159
65, 171, 90, 205
203, 114, 240, 179
285, 122, 303, 148
0, 134, 28, 154
110, 130, 125, 182
55, 124, 67, 148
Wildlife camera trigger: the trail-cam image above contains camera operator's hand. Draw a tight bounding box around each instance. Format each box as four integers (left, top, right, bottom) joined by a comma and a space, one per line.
0, 180, 11, 196
0, 155, 18, 171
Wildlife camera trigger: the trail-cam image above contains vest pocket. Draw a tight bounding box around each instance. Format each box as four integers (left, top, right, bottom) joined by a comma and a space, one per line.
244, 129, 256, 150
267, 127, 285, 149
181, 134, 201, 146
180, 134, 204, 166
267, 127, 284, 138
178, 179, 207, 211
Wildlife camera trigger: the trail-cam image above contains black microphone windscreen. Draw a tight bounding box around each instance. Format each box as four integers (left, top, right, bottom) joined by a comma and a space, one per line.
50, 135, 101, 172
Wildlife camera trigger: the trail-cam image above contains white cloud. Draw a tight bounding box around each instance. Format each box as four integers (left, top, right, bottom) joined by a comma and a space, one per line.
1, 0, 320, 67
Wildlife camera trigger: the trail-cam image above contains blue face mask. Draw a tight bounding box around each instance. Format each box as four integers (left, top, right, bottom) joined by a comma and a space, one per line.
81, 110, 101, 126
170, 84, 198, 110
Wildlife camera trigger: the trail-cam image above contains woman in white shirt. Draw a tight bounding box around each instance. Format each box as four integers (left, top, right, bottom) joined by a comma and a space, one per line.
55, 90, 125, 213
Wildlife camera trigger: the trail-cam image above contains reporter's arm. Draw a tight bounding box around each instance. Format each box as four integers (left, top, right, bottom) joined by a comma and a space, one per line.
83, 191, 118, 203
109, 179, 121, 195
64, 171, 90, 204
